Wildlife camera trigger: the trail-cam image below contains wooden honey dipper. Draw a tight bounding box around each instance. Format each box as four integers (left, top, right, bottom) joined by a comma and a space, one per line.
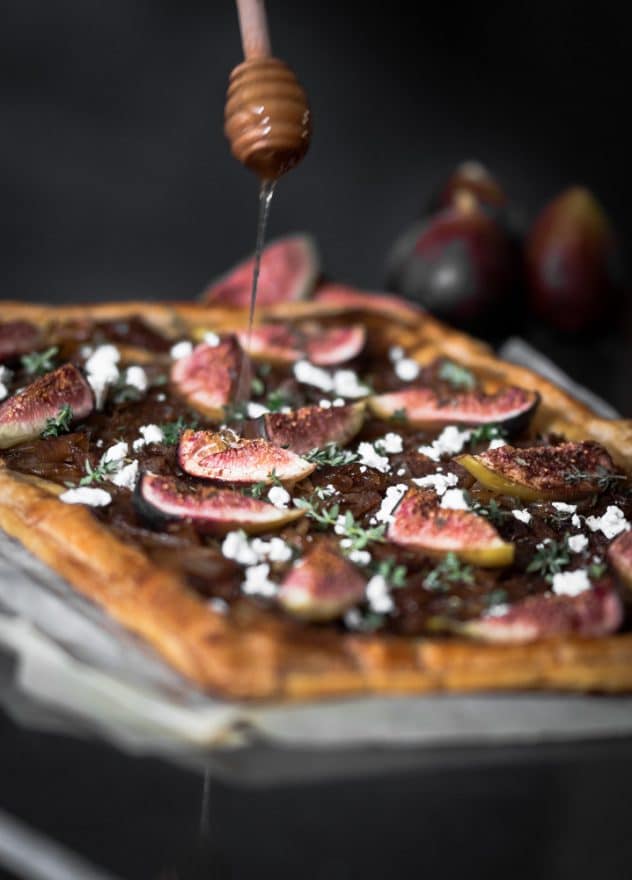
225, 0, 312, 180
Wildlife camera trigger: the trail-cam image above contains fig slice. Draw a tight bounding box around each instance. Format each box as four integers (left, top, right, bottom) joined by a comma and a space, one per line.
459, 581, 622, 644
608, 529, 632, 590
258, 401, 365, 455
387, 487, 513, 567
278, 544, 366, 621
0, 363, 94, 449
313, 283, 424, 325
368, 385, 539, 432
0, 321, 42, 363
201, 233, 320, 307
136, 472, 304, 535
457, 441, 622, 502
305, 324, 366, 366
236, 324, 303, 364
177, 429, 315, 484
170, 337, 242, 420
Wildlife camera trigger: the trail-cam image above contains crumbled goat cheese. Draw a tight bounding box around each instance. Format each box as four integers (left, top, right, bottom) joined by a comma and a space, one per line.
512, 508, 532, 524
418, 425, 471, 461
413, 471, 458, 496
59, 487, 111, 507
222, 530, 260, 565
0, 382, 7, 402
0, 366, 11, 401
332, 398, 345, 406
102, 441, 128, 464
571, 513, 581, 528
344, 608, 364, 630
208, 597, 228, 614
268, 485, 291, 508
388, 345, 404, 362
293, 361, 369, 398
110, 460, 139, 490
293, 360, 333, 392
250, 537, 293, 563
357, 441, 390, 473
246, 401, 269, 418
486, 603, 510, 618
375, 432, 404, 454
203, 331, 220, 347
585, 505, 630, 539
170, 340, 193, 360
397, 468, 407, 476
133, 423, 164, 452
365, 575, 394, 614
440, 488, 470, 510
242, 563, 277, 598
374, 484, 409, 524
551, 569, 591, 597
552, 502, 577, 514
568, 534, 589, 554
332, 369, 369, 399
347, 549, 371, 566
318, 399, 332, 408
394, 358, 420, 382
488, 437, 506, 449
85, 345, 120, 407
124, 366, 148, 392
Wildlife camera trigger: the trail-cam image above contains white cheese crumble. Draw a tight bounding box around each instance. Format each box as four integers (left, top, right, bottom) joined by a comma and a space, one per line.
293, 361, 369, 398
170, 340, 193, 360
293, 360, 333, 392
102, 441, 128, 464
133, 423, 164, 452
413, 471, 458, 496
440, 488, 470, 510
242, 563, 277, 598
246, 401, 269, 419
365, 575, 394, 614
394, 358, 420, 382
124, 366, 148, 392
571, 513, 581, 528
512, 508, 532, 524
585, 505, 630, 540
221, 530, 260, 565
208, 597, 228, 614
318, 398, 332, 409
418, 425, 471, 461
332, 398, 345, 407
332, 369, 369, 399
357, 441, 390, 473
110, 460, 139, 490
250, 537, 293, 563
0, 366, 11, 401
388, 345, 404, 362
551, 569, 591, 597
59, 487, 112, 507
267, 485, 291, 508
488, 438, 507, 450
552, 502, 577, 514
0, 382, 7, 402
85, 344, 120, 408
347, 549, 371, 566
568, 534, 589, 554
375, 432, 404, 454
374, 484, 409, 524
203, 331, 220, 347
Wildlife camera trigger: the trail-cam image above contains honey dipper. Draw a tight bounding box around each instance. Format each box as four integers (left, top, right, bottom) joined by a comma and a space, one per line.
225, 0, 312, 180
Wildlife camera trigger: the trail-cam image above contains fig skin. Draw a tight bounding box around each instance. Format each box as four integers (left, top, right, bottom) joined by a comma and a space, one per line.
305, 324, 366, 366
387, 488, 514, 567
177, 429, 315, 484
313, 284, 424, 325
236, 325, 303, 365
0, 320, 41, 363
278, 544, 366, 621
170, 337, 242, 420
259, 401, 366, 455
457, 440, 621, 502
525, 187, 623, 332
0, 363, 94, 449
235, 323, 365, 367
136, 472, 304, 535
608, 529, 632, 590
368, 385, 539, 433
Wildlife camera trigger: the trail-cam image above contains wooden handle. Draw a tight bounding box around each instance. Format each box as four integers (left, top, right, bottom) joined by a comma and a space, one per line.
236, 0, 271, 59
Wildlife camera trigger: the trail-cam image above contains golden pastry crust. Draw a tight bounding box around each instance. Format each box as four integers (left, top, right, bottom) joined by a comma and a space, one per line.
1, 298, 631, 699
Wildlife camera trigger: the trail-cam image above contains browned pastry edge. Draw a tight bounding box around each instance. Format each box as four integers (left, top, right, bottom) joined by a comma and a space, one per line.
1, 298, 631, 699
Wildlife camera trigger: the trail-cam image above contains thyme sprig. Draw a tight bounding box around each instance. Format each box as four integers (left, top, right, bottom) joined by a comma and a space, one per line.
375, 557, 408, 587
78, 454, 121, 486
21, 346, 59, 376
424, 552, 475, 591
304, 443, 359, 468
438, 360, 476, 390
526, 538, 570, 582
41, 404, 73, 438
468, 423, 508, 445
564, 465, 627, 493
470, 497, 509, 525
159, 416, 198, 445
248, 469, 284, 499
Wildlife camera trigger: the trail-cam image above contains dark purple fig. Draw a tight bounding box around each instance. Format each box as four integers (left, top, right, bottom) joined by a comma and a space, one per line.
369, 385, 538, 432
385, 193, 516, 324
313, 283, 424, 325
435, 161, 507, 213
178, 429, 315, 484
236, 324, 302, 364
461, 580, 622, 643
305, 324, 366, 366
136, 472, 304, 535
201, 234, 319, 307
387, 488, 513, 567
170, 338, 242, 420
259, 401, 365, 455
608, 529, 632, 590
0, 363, 94, 449
458, 440, 621, 502
525, 187, 623, 332
278, 544, 366, 621
0, 321, 41, 363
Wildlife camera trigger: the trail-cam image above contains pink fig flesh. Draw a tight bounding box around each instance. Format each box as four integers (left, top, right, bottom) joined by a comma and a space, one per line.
369, 385, 538, 432
462, 580, 622, 644
170, 338, 242, 420
178, 429, 315, 484
236, 324, 302, 364
0, 321, 41, 363
261, 402, 365, 455
137, 472, 304, 535
314, 284, 424, 325
305, 324, 366, 366
387, 488, 513, 567
278, 544, 366, 621
608, 529, 632, 590
0, 363, 94, 449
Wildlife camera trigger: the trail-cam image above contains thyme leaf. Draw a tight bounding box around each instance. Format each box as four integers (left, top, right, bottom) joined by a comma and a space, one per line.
41, 404, 73, 438
304, 443, 359, 468
438, 360, 476, 390
21, 346, 59, 376
424, 552, 475, 591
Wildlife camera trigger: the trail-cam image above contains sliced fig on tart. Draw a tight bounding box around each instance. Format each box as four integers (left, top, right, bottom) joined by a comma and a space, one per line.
236, 324, 303, 364
608, 529, 632, 590
278, 544, 366, 621
305, 324, 366, 366
313, 283, 423, 325
368, 385, 539, 432
170, 338, 242, 420
387, 487, 514, 567
257, 401, 365, 455
136, 473, 304, 535
459, 580, 623, 643
178, 429, 315, 484
0, 320, 42, 363
0, 363, 94, 449
457, 440, 622, 501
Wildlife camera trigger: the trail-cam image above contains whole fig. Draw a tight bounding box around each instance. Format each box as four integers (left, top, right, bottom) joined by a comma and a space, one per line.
525, 187, 623, 332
